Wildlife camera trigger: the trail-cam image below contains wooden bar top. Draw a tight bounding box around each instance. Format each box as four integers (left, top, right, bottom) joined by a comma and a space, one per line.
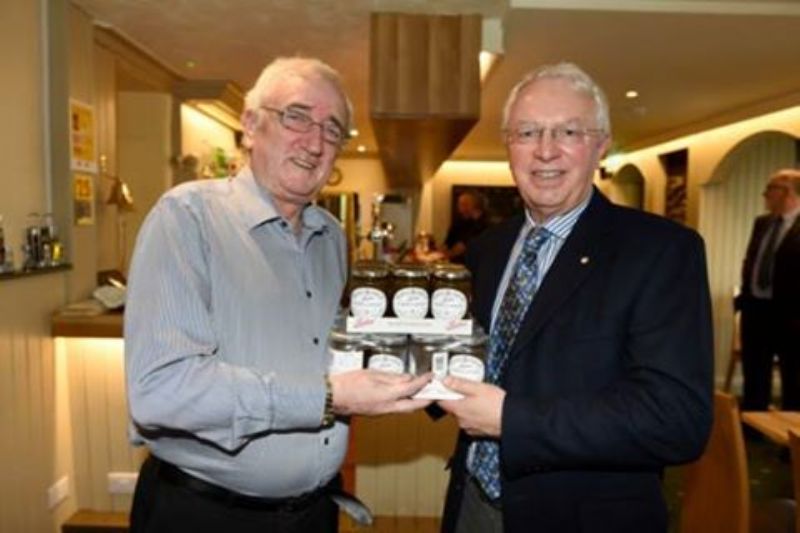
741, 410, 800, 446
51, 311, 123, 338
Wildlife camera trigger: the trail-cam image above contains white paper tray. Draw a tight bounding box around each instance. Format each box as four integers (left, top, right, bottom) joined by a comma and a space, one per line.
412, 379, 464, 400
346, 316, 473, 336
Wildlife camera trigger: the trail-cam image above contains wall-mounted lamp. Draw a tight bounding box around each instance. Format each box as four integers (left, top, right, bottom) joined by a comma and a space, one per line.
174, 80, 244, 131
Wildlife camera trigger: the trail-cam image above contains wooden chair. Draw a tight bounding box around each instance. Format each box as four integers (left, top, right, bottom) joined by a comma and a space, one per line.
681, 391, 794, 533
723, 307, 742, 393
788, 431, 800, 533
680, 391, 750, 533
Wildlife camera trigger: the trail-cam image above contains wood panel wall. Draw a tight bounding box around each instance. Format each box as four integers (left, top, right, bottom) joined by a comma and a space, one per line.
0, 275, 72, 533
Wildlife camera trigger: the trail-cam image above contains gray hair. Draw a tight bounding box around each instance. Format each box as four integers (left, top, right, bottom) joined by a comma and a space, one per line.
243, 56, 354, 131
501, 62, 610, 135
775, 168, 800, 195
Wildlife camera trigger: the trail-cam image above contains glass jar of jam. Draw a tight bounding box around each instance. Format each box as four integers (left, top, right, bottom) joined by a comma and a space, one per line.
348, 260, 391, 319
365, 334, 408, 374
327, 329, 366, 375
431, 264, 471, 320
391, 264, 430, 319
447, 329, 487, 382
408, 334, 452, 378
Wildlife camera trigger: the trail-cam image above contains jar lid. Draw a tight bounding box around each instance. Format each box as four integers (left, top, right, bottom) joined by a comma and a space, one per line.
392, 265, 429, 278
452, 330, 488, 347
329, 329, 365, 343
366, 334, 407, 346
433, 265, 471, 280
351, 260, 390, 278
410, 334, 452, 344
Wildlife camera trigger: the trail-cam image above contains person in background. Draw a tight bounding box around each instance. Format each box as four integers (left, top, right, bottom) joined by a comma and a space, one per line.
737, 168, 800, 414
125, 56, 430, 533
437, 62, 713, 533
444, 189, 490, 263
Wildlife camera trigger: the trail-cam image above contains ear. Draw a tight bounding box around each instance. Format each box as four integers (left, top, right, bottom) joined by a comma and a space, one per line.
241, 109, 258, 141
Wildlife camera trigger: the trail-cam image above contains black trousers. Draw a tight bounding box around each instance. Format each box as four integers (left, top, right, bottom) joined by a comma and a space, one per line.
740, 298, 800, 411
130, 456, 339, 533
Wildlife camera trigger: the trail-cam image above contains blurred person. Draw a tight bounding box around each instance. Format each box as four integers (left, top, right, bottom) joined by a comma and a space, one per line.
444, 190, 490, 263
125, 56, 430, 533
437, 62, 713, 533
737, 168, 800, 413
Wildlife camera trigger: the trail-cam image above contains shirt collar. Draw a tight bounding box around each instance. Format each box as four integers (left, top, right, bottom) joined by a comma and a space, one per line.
523, 188, 593, 240
232, 166, 330, 233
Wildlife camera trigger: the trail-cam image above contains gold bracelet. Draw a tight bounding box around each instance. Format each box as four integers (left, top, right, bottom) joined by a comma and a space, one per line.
322, 374, 336, 427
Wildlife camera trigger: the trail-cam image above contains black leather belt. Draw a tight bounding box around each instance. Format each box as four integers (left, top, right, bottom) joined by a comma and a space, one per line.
152, 456, 335, 512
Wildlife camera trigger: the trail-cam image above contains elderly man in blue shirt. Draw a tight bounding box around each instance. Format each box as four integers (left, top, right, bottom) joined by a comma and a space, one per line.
125, 56, 431, 533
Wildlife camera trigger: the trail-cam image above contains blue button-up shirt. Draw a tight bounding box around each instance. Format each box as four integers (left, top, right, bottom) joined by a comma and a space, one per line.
125, 166, 348, 497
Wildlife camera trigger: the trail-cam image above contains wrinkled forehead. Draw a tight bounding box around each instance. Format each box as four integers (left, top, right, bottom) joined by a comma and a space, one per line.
511, 78, 598, 124
267, 73, 348, 124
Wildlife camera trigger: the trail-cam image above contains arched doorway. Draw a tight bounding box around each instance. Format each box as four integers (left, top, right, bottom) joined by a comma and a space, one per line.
699, 131, 797, 381
608, 163, 645, 209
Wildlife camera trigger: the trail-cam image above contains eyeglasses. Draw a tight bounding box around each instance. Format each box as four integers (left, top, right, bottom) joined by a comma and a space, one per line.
505, 125, 606, 147
763, 184, 789, 195
260, 106, 347, 146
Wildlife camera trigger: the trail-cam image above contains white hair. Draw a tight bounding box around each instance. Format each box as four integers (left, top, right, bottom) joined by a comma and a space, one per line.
243, 56, 353, 132
501, 62, 610, 135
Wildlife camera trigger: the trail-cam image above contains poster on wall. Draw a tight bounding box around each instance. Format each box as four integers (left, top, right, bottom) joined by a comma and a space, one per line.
73, 173, 95, 226
69, 99, 98, 173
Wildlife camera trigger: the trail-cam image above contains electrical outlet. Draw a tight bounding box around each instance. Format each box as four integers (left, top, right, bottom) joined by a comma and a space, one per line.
47, 476, 69, 509
107, 472, 139, 494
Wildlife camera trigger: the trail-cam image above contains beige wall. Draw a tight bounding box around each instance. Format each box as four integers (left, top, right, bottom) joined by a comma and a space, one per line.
0, 1, 77, 532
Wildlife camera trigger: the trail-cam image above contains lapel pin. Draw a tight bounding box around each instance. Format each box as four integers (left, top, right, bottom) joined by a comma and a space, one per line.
580, 256, 590, 265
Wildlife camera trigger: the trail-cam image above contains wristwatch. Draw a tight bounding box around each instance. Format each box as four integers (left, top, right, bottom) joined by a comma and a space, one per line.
322, 374, 336, 427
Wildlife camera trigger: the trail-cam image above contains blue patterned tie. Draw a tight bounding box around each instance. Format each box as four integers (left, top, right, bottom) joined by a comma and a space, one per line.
469, 226, 551, 501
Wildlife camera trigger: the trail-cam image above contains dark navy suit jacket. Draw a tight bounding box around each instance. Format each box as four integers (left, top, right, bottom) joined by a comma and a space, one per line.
442, 190, 714, 533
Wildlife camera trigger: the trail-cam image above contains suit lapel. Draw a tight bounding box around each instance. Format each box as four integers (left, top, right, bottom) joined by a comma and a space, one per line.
508, 191, 615, 361
474, 214, 525, 329
778, 215, 800, 251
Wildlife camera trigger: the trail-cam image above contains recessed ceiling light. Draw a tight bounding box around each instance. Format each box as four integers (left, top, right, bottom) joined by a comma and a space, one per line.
349, 128, 359, 138
185, 60, 197, 69
625, 90, 639, 99
356, 145, 366, 153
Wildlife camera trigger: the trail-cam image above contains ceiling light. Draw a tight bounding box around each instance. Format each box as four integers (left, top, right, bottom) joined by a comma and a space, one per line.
357, 145, 366, 153
625, 90, 639, 99
185, 60, 196, 69
349, 128, 359, 138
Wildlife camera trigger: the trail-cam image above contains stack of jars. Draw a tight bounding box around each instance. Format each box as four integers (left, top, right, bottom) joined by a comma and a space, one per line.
328, 326, 487, 384
347, 260, 472, 321
329, 260, 485, 391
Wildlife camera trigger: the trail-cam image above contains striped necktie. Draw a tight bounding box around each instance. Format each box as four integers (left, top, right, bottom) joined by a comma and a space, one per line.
469, 226, 551, 501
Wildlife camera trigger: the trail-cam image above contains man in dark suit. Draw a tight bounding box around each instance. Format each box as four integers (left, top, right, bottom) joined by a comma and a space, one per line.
437, 62, 714, 533
738, 168, 800, 412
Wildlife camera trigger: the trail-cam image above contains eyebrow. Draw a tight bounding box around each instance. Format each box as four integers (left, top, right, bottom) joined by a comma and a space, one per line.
284, 103, 346, 131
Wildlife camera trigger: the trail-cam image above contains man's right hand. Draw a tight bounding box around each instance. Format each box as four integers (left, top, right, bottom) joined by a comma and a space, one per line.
330, 370, 432, 416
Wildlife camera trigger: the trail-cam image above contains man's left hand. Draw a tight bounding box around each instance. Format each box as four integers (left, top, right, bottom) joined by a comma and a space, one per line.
437, 377, 505, 437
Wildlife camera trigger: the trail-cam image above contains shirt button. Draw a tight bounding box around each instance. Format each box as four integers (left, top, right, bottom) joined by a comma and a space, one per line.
324, 437, 330, 445
279, 221, 288, 229
313, 337, 319, 345
306, 291, 312, 298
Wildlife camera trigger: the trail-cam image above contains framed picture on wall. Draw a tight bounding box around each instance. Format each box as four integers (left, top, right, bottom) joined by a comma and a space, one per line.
73, 173, 95, 226
69, 99, 98, 173
451, 185, 523, 227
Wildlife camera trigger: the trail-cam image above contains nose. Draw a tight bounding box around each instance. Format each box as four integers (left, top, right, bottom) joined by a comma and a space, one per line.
533, 130, 559, 160
302, 123, 325, 155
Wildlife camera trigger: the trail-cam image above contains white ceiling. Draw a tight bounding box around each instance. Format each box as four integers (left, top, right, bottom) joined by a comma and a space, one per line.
71, 0, 800, 159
